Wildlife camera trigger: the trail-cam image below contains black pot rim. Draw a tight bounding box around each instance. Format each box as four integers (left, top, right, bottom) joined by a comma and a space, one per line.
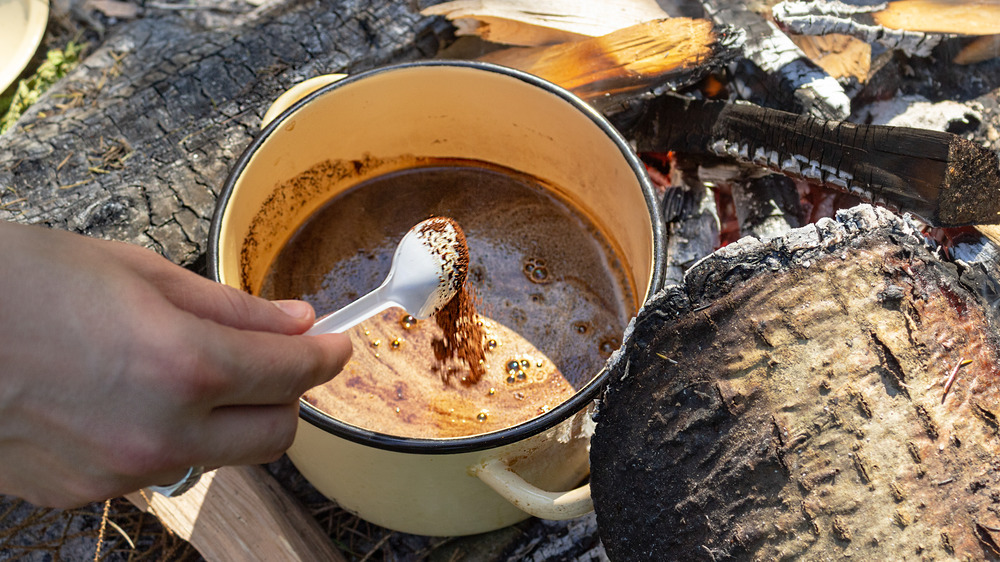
207, 60, 665, 455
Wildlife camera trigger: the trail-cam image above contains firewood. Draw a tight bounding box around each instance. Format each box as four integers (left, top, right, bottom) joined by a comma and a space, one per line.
774, 1, 941, 57
874, 0, 1000, 35
593, 204, 1000, 560
421, 0, 670, 46
701, 0, 852, 120
789, 33, 872, 82
955, 34, 1000, 64
619, 93, 1000, 227
126, 466, 345, 561
477, 18, 740, 102
773, 0, 1000, 59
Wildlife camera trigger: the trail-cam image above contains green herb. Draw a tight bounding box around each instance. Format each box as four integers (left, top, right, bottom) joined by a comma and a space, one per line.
1, 41, 86, 134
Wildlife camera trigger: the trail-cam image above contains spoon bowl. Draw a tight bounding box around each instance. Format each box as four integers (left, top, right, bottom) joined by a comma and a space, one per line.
306, 217, 469, 335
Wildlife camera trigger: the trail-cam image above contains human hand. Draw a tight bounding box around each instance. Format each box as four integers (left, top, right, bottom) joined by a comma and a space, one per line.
0, 221, 351, 508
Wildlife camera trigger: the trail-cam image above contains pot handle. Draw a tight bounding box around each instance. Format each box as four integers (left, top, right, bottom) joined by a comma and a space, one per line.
473, 458, 593, 520
260, 74, 348, 129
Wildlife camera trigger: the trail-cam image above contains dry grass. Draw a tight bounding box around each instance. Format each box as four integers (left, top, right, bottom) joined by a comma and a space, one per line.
0, 496, 199, 561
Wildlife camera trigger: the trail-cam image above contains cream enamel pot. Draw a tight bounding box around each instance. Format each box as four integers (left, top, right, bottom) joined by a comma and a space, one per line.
208, 61, 664, 537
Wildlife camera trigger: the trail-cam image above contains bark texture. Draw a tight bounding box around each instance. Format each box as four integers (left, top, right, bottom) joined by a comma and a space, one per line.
0, 0, 450, 266
593, 204, 1000, 561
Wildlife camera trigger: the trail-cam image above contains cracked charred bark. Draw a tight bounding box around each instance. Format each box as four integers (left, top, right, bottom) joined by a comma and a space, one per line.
0, 0, 451, 266
593, 205, 1000, 561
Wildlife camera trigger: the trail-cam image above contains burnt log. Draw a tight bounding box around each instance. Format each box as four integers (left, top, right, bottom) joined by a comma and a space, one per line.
699, 0, 851, 119
0, 0, 451, 266
592, 204, 1000, 561
729, 173, 801, 240
620, 93, 1000, 228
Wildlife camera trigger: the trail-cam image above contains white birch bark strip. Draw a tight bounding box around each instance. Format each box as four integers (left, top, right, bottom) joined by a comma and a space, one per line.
773, 1, 942, 57
701, 0, 852, 119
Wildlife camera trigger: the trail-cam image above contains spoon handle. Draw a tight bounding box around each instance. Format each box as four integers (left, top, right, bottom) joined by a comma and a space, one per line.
305, 288, 396, 335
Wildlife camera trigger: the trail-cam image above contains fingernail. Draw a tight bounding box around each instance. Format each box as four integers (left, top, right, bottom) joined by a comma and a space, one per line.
272, 300, 313, 321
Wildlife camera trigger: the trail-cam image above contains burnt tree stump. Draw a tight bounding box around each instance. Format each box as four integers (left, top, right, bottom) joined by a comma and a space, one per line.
0, 0, 451, 266
593, 205, 1000, 561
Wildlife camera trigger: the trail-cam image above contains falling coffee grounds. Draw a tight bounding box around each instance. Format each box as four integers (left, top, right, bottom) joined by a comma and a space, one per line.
433, 284, 487, 384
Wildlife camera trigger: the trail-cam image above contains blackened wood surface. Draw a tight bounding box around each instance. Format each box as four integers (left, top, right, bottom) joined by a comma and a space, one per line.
592, 205, 1000, 561
0, 0, 450, 266
699, 0, 850, 120
730, 173, 800, 239
623, 93, 1000, 227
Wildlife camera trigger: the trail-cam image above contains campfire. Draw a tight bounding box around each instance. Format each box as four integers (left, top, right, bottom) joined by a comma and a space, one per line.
340, 1, 1000, 558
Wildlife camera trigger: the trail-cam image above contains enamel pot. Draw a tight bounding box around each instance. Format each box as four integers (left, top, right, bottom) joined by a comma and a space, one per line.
208, 61, 664, 536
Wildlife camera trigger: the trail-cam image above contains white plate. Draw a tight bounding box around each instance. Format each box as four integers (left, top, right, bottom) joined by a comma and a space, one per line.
0, 0, 50, 94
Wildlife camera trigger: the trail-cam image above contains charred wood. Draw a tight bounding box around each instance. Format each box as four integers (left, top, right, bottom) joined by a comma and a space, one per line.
594, 204, 1000, 561
658, 156, 721, 286
731, 173, 802, 240
0, 0, 453, 266
699, 0, 851, 119
621, 93, 1000, 227
773, 1, 944, 58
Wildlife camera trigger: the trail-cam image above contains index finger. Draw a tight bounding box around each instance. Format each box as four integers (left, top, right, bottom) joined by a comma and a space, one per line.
186, 321, 353, 408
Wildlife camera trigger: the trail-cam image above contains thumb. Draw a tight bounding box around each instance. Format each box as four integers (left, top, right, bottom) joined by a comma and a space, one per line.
200, 288, 317, 334
165, 273, 317, 334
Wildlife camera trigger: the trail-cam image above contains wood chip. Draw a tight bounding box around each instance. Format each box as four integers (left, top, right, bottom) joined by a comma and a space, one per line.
85, 0, 141, 19
422, 0, 670, 46
955, 34, 1000, 65
873, 0, 1000, 35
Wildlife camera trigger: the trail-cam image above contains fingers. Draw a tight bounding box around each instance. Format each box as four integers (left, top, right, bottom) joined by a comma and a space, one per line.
106, 239, 316, 335
142, 302, 352, 477
131, 404, 302, 489
182, 321, 352, 408
157, 268, 317, 335
194, 403, 301, 467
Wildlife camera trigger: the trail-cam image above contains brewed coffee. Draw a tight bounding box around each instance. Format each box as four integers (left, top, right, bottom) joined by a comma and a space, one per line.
260, 159, 635, 438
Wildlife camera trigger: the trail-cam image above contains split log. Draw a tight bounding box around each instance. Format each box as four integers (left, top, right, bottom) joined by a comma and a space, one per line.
700, 0, 852, 120
126, 465, 345, 561
476, 18, 741, 104
421, 0, 672, 46
0, 0, 451, 267
772, 0, 945, 58
619, 93, 1000, 227
873, 0, 1000, 35
592, 204, 1000, 560
773, 0, 1000, 62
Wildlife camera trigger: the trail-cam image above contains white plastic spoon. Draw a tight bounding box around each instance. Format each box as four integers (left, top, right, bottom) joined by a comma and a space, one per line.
305, 217, 469, 335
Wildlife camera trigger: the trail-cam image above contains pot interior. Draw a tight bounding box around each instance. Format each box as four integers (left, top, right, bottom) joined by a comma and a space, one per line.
211, 62, 663, 448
